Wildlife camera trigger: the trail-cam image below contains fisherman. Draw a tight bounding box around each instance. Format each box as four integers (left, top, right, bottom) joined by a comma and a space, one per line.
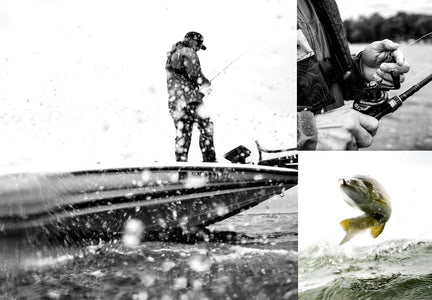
297, 0, 411, 150
166, 31, 217, 162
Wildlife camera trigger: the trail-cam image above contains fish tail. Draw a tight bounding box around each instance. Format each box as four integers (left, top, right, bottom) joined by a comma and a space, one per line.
339, 215, 378, 245
339, 218, 359, 245
340, 218, 351, 232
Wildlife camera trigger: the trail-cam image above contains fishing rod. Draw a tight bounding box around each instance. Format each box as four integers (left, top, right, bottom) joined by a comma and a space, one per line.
200, 44, 256, 95
209, 43, 257, 82
353, 72, 432, 120
209, 53, 244, 82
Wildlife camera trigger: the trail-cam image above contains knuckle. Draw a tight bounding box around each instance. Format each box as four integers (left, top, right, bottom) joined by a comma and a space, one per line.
371, 41, 380, 47
344, 117, 357, 131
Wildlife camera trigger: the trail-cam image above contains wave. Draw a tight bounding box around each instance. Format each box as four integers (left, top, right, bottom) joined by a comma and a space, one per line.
300, 273, 432, 300
211, 245, 297, 263
301, 239, 432, 267
300, 239, 432, 298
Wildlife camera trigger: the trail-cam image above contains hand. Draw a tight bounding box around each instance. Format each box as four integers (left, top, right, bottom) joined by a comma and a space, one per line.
197, 91, 205, 101
315, 102, 379, 150
201, 81, 211, 89
200, 82, 212, 95
360, 39, 410, 87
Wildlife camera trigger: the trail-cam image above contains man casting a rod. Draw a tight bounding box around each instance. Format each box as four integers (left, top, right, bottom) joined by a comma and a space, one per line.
166, 31, 216, 162
297, 0, 411, 150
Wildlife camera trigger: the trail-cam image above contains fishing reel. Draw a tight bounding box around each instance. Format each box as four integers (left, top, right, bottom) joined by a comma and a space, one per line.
353, 71, 401, 119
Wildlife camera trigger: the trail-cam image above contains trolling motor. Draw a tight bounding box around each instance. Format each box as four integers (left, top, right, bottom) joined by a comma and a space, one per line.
353, 71, 432, 120
223, 142, 298, 169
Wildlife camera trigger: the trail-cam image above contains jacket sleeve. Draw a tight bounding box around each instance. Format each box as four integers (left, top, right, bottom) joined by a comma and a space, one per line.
297, 110, 317, 150
181, 48, 209, 86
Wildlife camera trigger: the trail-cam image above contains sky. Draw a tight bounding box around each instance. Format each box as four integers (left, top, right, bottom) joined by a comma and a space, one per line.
0, 0, 296, 172
299, 151, 432, 250
338, 0, 432, 19
0, 0, 297, 213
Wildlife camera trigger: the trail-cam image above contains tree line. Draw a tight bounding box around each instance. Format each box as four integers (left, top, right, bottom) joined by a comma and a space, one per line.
343, 12, 432, 43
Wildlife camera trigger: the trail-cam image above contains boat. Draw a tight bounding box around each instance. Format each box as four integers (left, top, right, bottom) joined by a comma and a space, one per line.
0, 163, 297, 244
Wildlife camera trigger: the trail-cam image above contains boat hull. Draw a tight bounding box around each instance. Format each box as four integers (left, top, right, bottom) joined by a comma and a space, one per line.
0, 164, 297, 242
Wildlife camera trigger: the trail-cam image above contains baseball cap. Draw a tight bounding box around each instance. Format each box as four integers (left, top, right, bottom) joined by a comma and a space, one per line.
184, 31, 207, 50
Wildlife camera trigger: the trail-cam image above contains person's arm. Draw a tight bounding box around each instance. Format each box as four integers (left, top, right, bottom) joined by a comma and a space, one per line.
197, 70, 210, 87
181, 49, 210, 87
297, 103, 379, 150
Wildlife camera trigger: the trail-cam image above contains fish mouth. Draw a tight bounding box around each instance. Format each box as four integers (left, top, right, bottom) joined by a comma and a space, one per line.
338, 178, 369, 206
339, 178, 347, 186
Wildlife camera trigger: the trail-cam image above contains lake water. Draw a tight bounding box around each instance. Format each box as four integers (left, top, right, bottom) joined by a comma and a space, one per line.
0, 213, 298, 299
300, 240, 432, 300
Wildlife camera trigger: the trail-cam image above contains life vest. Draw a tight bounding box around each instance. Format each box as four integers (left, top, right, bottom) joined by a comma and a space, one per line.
297, 0, 364, 113
165, 41, 200, 90
166, 42, 189, 80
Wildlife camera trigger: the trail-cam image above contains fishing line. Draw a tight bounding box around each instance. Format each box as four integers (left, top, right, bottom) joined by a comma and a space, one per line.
209, 29, 275, 83
401, 32, 432, 49
209, 41, 260, 83
399, 64, 432, 89
208, 23, 288, 84
394, 31, 432, 88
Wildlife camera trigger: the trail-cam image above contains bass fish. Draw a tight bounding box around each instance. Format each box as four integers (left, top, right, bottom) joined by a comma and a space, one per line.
339, 175, 391, 245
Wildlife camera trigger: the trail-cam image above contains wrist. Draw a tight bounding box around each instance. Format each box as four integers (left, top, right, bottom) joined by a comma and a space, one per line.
297, 110, 317, 150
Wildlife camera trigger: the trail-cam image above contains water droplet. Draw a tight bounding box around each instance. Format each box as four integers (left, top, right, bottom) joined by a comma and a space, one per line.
188, 254, 213, 272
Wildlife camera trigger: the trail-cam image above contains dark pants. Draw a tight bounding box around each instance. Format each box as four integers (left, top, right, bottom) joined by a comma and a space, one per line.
172, 103, 216, 162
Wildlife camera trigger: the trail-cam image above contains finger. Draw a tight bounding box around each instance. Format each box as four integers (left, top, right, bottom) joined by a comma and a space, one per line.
391, 49, 405, 65
347, 138, 358, 150
343, 112, 377, 147
379, 79, 394, 88
358, 113, 379, 136
376, 69, 392, 81
350, 123, 374, 148
373, 74, 392, 87
378, 39, 399, 52
380, 62, 410, 74
376, 70, 406, 83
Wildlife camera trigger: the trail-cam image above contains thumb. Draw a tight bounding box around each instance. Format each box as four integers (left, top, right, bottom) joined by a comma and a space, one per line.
379, 39, 405, 65
379, 39, 399, 51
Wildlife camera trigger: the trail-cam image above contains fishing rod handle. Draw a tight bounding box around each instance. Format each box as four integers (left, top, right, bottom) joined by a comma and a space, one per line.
374, 73, 432, 119
371, 96, 403, 120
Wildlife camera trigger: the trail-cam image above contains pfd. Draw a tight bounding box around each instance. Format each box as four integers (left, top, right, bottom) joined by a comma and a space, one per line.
165, 41, 199, 89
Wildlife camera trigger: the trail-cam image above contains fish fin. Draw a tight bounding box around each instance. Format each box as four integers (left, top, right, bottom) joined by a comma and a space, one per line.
339, 228, 359, 245
339, 216, 373, 245
370, 223, 386, 238
340, 219, 351, 232
339, 218, 359, 245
